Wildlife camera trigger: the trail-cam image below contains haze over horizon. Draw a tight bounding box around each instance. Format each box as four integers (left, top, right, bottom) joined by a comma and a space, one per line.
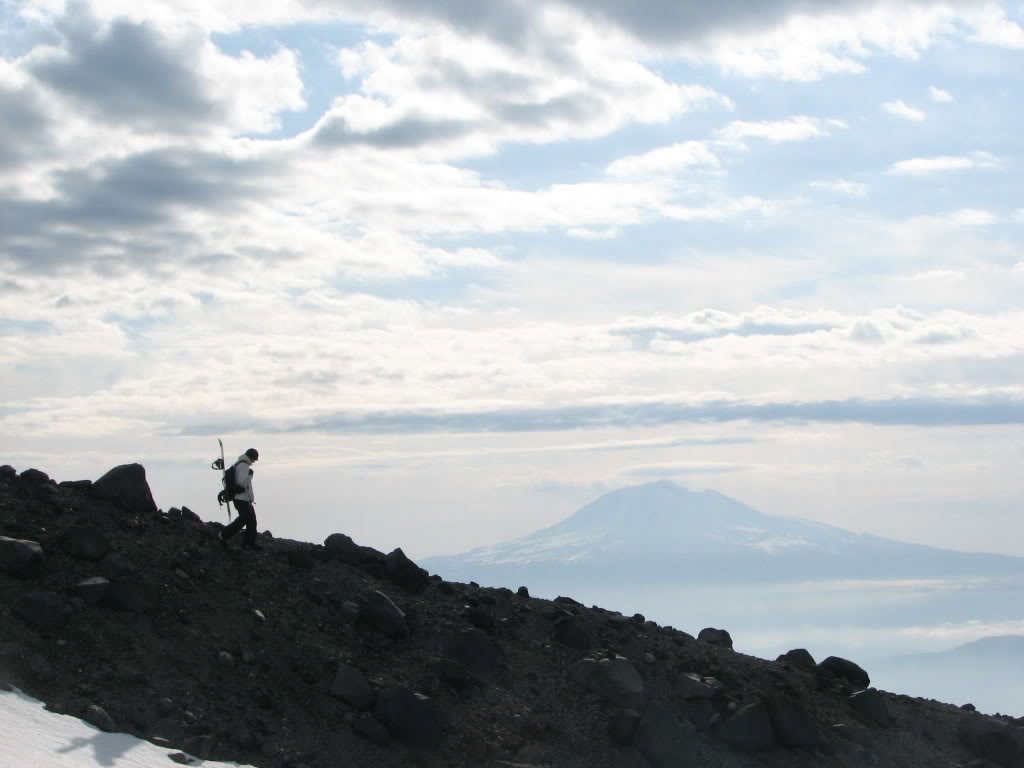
1, 0, 1022, 561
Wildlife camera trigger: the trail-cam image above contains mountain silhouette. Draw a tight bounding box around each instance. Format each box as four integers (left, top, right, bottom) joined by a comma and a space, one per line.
423, 480, 1024, 588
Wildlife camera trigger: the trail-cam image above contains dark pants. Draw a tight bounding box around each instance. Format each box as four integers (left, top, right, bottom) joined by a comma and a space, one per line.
223, 500, 257, 546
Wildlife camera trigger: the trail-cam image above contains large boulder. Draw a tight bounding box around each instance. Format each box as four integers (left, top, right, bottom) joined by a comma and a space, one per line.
89, 464, 157, 514
569, 655, 647, 709
777, 648, 816, 670
0, 537, 44, 577
372, 687, 445, 748
958, 713, 1024, 768
554, 618, 592, 651
383, 548, 429, 594
102, 581, 157, 613
635, 704, 698, 768
819, 656, 870, 689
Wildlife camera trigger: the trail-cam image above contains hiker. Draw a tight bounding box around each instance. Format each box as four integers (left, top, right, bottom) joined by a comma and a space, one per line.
218, 448, 261, 550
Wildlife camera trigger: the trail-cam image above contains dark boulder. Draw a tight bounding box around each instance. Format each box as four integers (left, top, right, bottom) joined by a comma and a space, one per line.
0, 536, 44, 577
89, 464, 157, 514
0, 464, 16, 479
777, 648, 816, 670
358, 590, 407, 637
766, 695, 820, 747
373, 686, 446, 748
330, 663, 375, 710
324, 533, 363, 564
517, 586, 530, 598
13, 590, 69, 630
463, 605, 496, 633
61, 525, 110, 562
635, 703, 698, 768
697, 628, 733, 649
718, 701, 773, 751
84, 704, 116, 732
383, 548, 429, 594
819, 656, 870, 689
19, 468, 50, 485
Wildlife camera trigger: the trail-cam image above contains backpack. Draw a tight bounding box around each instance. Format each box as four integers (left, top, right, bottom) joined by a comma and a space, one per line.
217, 461, 245, 507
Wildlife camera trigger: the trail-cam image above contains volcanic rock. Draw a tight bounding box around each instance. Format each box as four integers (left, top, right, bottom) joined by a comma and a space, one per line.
777, 648, 816, 670
697, 628, 733, 649
569, 655, 647, 709
0, 536, 44, 577
635, 703, 698, 768
849, 688, 893, 727
958, 713, 1024, 767
383, 547, 429, 594
330, 663, 375, 710
13, 590, 69, 630
61, 525, 110, 562
89, 464, 157, 514
819, 656, 870, 689
358, 590, 407, 637
718, 700, 774, 752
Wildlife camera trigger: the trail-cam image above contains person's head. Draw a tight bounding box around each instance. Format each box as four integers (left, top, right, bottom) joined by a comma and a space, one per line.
245, 448, 259, 462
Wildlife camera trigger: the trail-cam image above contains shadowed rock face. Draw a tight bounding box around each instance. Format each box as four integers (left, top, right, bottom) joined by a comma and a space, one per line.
0, 462, 1018, 768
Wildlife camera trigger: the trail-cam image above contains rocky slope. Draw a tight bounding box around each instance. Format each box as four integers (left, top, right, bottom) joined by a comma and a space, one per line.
1, 462, 1022, 768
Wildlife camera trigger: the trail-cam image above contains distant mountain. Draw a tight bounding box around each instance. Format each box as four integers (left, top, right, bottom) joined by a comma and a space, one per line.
869, 636, 1024, 716
423, 481, 1024, 589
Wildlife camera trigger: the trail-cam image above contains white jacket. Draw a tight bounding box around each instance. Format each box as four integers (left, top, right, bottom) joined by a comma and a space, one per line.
232, 455, 255, 503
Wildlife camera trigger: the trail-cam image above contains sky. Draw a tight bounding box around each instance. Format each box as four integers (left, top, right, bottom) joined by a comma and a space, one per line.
1, 0, 1022, 560
0, 686, 249, 767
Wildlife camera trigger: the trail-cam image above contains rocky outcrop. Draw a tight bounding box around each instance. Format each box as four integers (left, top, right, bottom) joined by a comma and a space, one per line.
88, 463, 157, 514
0, 460, 1010, 768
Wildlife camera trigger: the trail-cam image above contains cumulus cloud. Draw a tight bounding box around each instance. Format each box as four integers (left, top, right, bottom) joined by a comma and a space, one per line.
888, 151, 1000, 175
883, 100, 926, 121
928, 85, 954, 102
715, 116, 844, 143
606, 141, 721, 178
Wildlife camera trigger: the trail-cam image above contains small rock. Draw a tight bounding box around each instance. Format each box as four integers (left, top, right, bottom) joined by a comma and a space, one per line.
217, 651, 234, 667
569, 655, 647, 709
168, 752, 196, 765
253, 609, 266, 622
517, 586, 530, 598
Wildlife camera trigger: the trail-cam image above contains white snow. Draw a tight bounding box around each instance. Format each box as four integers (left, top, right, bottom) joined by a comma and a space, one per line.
0, 687, 251, 768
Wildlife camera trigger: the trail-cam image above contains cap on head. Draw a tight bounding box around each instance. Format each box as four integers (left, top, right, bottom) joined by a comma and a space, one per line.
245, 448, 259, 460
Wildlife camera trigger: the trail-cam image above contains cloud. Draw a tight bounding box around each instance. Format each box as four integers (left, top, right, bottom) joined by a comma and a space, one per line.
883, 100, 926, 121
179, 395, 1024, 436
606, 141, 720, 178
810, 179, 868, 197
888, 152, 1000, 175
715, 116, 843, 143
23, 7, 303, 136
928, 85, 954, 103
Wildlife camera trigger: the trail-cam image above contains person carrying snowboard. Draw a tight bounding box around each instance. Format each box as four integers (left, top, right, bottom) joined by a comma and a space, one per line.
218, 448, 261, 550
